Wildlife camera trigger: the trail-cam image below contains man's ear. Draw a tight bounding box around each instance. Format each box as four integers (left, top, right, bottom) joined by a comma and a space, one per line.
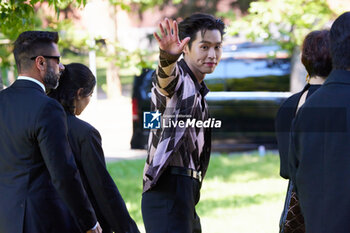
35, 56, 46, 71
183, 44, 189, 55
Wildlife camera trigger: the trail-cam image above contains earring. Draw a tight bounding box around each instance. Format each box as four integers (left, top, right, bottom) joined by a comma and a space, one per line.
305, 74, 310, 83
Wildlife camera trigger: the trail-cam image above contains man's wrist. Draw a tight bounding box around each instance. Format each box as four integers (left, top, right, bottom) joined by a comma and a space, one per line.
159, 49, 181, 64
90, 222, 98, 230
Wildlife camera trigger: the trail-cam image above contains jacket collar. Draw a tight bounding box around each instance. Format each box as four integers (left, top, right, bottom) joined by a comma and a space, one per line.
11, 79, 46, 94
17, 76, 46, 92
178, 59, 210, 97
324, 69, 350, 86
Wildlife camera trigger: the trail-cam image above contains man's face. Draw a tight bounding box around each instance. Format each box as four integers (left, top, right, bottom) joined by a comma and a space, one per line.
183, 29, 223, 81
44, 63, 60, 89
43, 43, 64, 90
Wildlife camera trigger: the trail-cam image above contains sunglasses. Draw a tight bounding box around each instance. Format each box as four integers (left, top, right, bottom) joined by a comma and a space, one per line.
30, 55, 61, 64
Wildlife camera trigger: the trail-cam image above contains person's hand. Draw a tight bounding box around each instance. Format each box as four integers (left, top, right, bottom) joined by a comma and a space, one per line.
153, 18, 190, 55
86, 222, 102, 233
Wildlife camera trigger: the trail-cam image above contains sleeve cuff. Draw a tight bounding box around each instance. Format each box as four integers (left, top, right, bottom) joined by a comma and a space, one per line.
90, 222, 98, 230
159, 49, 181, 64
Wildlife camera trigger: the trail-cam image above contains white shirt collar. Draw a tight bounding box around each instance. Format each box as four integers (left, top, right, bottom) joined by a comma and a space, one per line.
17, 76, 46, 92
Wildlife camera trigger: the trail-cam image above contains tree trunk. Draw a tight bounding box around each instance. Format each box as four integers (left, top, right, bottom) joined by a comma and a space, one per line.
106, 61, 122, 98
105, 4, 122, 98
83, 0, 122, 99
290, 46, 307, 93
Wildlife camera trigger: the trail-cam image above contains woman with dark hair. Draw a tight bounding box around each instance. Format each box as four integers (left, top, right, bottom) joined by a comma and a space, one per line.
49, 63, 139, 233
275, 30, 332, 233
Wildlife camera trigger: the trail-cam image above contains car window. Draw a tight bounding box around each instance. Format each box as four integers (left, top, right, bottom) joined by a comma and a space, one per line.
205, 43, 291, 92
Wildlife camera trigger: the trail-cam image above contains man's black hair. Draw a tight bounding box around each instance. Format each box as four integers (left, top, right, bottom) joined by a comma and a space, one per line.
330, 12, 350, 70
13, 31, 59, 72
178, 13, 225, 50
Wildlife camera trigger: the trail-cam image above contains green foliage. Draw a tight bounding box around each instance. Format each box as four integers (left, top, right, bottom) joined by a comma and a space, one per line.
115, 48, 157, 75
206, 74, 290, 91
0, 0, 88, 74
0, 39, 12, 67
232, 0, 258, 13
106, 0, 180, 12
228, 0, 335, 52
0, 1, 36, 40
0, 0, 86, 40
172, 0, 221, 18
0, 0, 161, 78
97, 40, 157, 77
0, 0, 254, 85
225, 74, 290, 91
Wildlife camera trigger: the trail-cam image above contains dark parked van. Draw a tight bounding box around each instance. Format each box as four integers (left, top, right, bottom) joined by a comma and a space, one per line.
130, 42, 292, 151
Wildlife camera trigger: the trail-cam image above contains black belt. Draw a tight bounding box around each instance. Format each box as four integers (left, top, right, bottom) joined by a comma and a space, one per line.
168, 166, 202, 182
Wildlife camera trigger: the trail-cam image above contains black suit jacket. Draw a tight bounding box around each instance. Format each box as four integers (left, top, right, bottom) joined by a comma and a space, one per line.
289, 70, 350, 233
0, 80, 97, 233
275, 84, 321, 179
66, 113, 140, 233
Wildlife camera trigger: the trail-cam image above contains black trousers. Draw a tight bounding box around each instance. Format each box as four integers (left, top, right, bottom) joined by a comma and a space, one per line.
141, 169, 202, 233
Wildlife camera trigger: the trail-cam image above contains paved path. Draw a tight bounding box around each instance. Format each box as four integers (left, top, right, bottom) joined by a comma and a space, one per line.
79, 96, 147, 162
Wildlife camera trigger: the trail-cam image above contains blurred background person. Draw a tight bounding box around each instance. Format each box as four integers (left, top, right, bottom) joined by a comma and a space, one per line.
49, 63, 139, 233
275, 29, 332, 233
288, 11, 350, 232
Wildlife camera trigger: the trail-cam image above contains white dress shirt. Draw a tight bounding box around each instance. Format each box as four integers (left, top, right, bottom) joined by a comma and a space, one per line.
17, 76, 46, 92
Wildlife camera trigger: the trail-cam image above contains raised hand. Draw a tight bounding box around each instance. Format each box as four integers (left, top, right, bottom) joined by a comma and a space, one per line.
153, 18, 190, 56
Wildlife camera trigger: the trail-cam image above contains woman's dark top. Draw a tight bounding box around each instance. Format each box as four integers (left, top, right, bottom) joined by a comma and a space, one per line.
66, 112, 140, 233
275, 84, 321, 179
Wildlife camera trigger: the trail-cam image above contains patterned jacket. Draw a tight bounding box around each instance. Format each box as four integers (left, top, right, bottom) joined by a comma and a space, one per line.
142, 50, 211, 192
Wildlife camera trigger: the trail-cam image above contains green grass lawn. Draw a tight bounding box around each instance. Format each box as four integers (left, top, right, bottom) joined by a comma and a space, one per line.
107, 152, 288, 233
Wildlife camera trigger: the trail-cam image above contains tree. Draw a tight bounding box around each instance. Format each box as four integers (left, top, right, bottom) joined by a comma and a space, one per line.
0, 0, 87, 40
0, 0, 172, 96
0, 0, 87, 89
228, 0, 334, 53
0, 0, 239, 95
227, 0, 335, 92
